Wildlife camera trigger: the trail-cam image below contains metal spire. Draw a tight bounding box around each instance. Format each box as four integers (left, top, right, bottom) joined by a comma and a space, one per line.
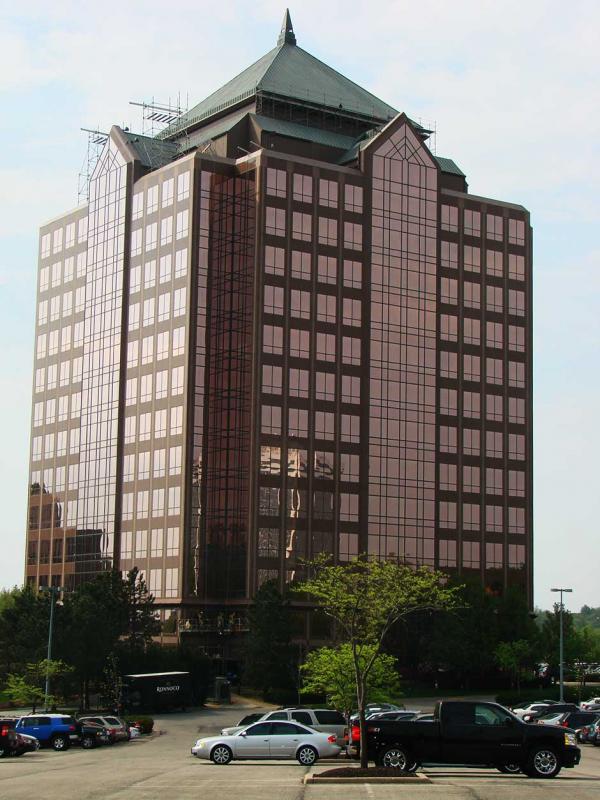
277, 9, 296, 46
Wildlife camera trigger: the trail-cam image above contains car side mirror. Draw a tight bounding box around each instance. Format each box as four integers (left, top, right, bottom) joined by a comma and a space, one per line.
239, 731, 247, 737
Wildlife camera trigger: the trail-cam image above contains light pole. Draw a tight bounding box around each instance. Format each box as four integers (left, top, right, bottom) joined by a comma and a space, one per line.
39, 585, 65, 710
551, 587, 573, 702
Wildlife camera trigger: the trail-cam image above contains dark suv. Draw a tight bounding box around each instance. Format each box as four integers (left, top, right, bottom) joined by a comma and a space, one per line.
15, 714, 80, 751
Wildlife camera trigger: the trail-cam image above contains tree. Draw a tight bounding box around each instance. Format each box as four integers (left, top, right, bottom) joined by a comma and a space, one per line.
294, 556, 460, 767
494, 640, 534, 691
300, 644, 400, 717
243, 580, 295, 698
4, 659, 73, 711
121, 567, 160, 649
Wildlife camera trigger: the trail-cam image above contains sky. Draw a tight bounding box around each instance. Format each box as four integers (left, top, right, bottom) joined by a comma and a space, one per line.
0, 0, 598, 612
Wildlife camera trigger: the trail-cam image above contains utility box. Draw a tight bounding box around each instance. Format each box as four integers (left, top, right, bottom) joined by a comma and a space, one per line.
122, 671, 192, 712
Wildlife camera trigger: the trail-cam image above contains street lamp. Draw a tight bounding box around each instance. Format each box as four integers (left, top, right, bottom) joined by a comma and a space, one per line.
39, 585, 65, 710
551, 587, 573, 703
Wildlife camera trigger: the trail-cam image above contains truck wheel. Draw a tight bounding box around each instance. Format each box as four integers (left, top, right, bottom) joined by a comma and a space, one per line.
497, 763, 521, 774
524, 747, 561, 778
378, 746, 415, 770
52, 735, 69, 752
210, 744, 232, 765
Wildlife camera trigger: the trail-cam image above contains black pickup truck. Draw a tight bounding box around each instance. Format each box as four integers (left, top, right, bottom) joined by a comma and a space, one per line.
360, 700, 581, 778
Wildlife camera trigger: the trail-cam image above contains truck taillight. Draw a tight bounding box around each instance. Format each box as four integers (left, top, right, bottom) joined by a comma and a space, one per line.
351, 725, 360, 742
327, 735, 336, 743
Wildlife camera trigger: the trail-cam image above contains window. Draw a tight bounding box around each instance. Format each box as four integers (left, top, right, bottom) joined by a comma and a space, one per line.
64, 255, 74, 282
486, 467, 503, 495
463, 391, 480, 419
344, 184, 363, 213
316, 333, 336, 362
508, 219, 525, 246
155, 370, 168, 399
291, 289, 311, 319
73, 321, 84, 348
486, 285, 503, 314
153, 448, 166, 478
486, 357, 503, 385
40, 266, 50, 292
439, 539, 457, 567
41, 233, 51, 259
315, 294, 335, 324
291, 250, 311, 281
509, 396, 525, 424
439, 463, 457, 491
176, 209, 189, 239
259, 487, 280, 516
59, 361, 70, 386
440, 388, 457, 416
50, 295, 60, 321
509, 470, 525, 497
463, 503, 480, 530
486, 394, 503, 422
343, 259, 362, 289
486, 321, 503, 349
265, 207, 286, 237
260, 446, 281, 475
486, 430, 503, 459
161, 178, 174, 208
441, 277, 458, 305
293, 173, 312, 203
341, 414, 359, 443
508, 253, 525, 281
168, 486, 181, 515
62, 291, 73, 317
441, 205, 458, 232
52, 228, 63, 254
267, 167, 286, 198
318, 217, 337, 247
264, 285, 284, 316
262, 364, 282, 395
509, 361, 525, 388
464, 209, 481, 237
439, 501, 456, 528
440, 426, 457, 453
292, 212, 311, 241
160, 217, 173, 246
175, 248, 187, 278
290, 329, 310, 359
487, 249, 503, 277
319, 178, 338, 208
173, 287, 186, 317
169, 446, 182, 476
165, 568, 179, 598
51, 261, 62, 288
340, 493, 358, 522
341, 375, 360, 404
155, 408, 166, 437
317, 254, 337, 284
440, 314, 457, 342
487, 213, 503, 242
141, 336, 153, 365
288, 368, 309, 398
508, 433, 525, 460
138, 412, 151, 442
463, 540, 480, 568
342, 337, 361, 366
261, 405, 281, 435
288, 408, 308, 438
340, 453, 359, 481
125, 377, 137, 406
343, 298, 361, 327
508, 543, 525, 568
463, 465, 480, 493
143, 298, 154, 327
137, 451, 150, 481
265, 246, 285, 276
132, 192, 143, 220
171, 366, 184, 395
508, 289, 525, 316
315, 410, 335, 440
344, 222, 362, 251
464, 318, 480, 346
508, 506, 525, 534
486, 542, 503, 569
177, 171, 190, 201
315, 371, 335, 401
463, 427, 480, 456
440, 351, 458, 379
464, 245, 481, 273
441, 241, 458, 269
147, 185, 158, 213
464, 354, 480, 382
509, 325, 525, 353
38, 299, 48, 326
145, 222, 157, 252
36, 333, 47, 360
124, 416, 137, 444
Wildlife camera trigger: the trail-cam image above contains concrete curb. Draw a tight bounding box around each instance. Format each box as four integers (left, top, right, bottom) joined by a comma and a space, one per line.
304, 773, 431, 784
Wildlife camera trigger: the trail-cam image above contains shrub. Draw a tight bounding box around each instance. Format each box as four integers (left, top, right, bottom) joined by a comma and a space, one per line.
124, 715, 154, 734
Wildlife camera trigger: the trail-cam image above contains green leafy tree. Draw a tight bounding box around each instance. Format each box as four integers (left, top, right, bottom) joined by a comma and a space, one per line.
4, 674, 46, 711
4, 659, 73, 711
300, 644, 400, 716
121, 567, 160, 648
494, 640, 535, 691
0, 586, 53, 678
294, 556, 460, 768
244, 580, 295, 698
99, 653, 123, 712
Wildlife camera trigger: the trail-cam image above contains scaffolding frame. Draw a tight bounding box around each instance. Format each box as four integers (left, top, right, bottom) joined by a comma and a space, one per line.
77, 128, 109, 204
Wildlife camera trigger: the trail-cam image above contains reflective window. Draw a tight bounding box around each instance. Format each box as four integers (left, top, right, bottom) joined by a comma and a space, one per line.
291, 250, 311, 281
486, 249, 503, 277
319, 178, 338, 208
318, 217, 337, 247
265, 207, 286, 237
344, 184, 363, 213
441, 204, 458, 232
293, 173, 312, 203
267, 167, 287, 198
464, 209, 480, 237
292, 212, 311, 242
265, 246, 285, 276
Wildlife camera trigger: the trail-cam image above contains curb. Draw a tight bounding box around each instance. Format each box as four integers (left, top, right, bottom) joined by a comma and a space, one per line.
304, 773, 431, 784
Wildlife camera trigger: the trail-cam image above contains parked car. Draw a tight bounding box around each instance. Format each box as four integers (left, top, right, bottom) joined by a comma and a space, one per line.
353, 700, 581, 778
220, 712, 267, 735
79, 721, 111, 749
78, 715, 129, 743
15, 714, 81, 751
0, 718, 39, 757
224, 708, 347, 747
580, 697, 600, 710
521, 703, 578, 723
0, 722, 17, 758
537, 710, 600, 731
579, 720, 600, 745
192, 720, 341, 764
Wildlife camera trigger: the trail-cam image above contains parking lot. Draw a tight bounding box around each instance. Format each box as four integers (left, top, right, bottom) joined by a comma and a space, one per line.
1, 702, 600, 800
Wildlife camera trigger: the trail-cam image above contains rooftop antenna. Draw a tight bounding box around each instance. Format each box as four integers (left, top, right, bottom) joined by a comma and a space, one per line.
78, 128, 109, 203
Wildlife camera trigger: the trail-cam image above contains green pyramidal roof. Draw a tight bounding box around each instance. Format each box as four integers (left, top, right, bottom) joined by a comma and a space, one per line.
160, 11, 397, 140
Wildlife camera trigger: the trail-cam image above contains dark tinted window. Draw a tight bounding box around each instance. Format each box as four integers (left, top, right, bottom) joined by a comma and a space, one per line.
38, 717, 51, 725
291, 712, 312, 725
271, 722, 296, 735
266, 712, 287, 720
314, 710, 345, 725
244, 723, 272, 736
61, 717, 76, 725
21, 718, 39, 728
445, 703, 475, 725
239, 714, 261, 726
104, 717, 121, 725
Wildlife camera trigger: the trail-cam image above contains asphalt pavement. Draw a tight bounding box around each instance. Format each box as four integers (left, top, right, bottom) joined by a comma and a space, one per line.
1, 700, 599, 800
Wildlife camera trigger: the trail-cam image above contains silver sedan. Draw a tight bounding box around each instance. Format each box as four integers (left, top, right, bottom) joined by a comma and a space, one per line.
191, 720, 341, 765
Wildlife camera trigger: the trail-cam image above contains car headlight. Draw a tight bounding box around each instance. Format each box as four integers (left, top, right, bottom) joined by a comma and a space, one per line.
196, 741, 205, 748
564, 732, 577, 747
